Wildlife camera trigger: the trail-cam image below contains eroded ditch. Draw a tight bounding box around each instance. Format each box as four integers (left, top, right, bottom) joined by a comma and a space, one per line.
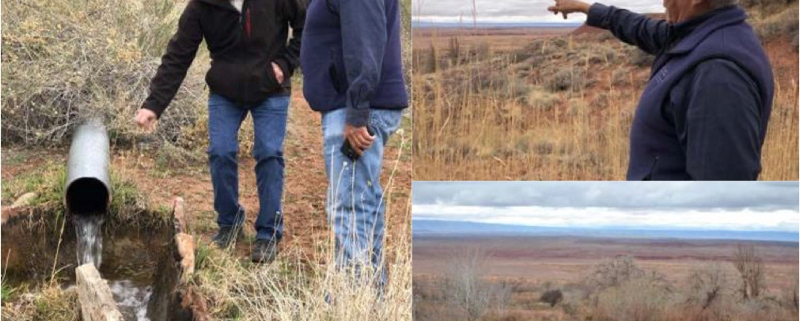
2, 208, 171, 320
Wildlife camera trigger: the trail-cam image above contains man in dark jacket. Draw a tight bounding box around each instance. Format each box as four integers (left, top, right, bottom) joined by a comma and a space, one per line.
300, 0, 408, 285
548, 0, 774, 180
134, 0, 304, 263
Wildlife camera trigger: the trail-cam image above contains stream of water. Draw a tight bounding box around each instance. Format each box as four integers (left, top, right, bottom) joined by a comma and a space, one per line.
73, 214, 153, 320
65, 280, 152, 321
109, 280, 152, 321
74, 214, 104, 268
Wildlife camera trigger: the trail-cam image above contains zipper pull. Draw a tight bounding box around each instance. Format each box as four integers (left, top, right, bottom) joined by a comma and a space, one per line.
246, 8, 252, 37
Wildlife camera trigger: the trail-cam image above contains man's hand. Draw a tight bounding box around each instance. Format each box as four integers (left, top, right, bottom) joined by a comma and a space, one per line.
272, 62, 285, 84
134, 108, 158, 132
548, 0, 591, 19
344, 125, 375, 156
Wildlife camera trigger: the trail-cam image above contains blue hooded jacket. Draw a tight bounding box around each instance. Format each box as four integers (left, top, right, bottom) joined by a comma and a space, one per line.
587, 4, 774, 180
300, 0, 409, 127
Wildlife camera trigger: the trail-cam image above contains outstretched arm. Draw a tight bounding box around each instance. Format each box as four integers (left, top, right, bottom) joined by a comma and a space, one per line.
548, 0, 670, 55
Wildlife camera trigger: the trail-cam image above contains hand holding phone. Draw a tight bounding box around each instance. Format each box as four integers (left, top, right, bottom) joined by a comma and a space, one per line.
342, 125, 375, 161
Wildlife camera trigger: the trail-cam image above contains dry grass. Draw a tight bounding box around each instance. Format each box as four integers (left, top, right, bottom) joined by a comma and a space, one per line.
412, 3, 799, 180
1, 285, 81, 321
1, 0, 209, 155
192, 229, 412, 320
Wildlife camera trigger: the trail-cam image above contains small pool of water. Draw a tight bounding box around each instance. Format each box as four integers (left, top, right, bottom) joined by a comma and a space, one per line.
64, 279, 152, 321
109, 279, 152, 321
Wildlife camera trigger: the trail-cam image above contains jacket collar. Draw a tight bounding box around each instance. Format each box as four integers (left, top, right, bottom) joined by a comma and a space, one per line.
196, 0, 239, 12
666, 6, 747, 55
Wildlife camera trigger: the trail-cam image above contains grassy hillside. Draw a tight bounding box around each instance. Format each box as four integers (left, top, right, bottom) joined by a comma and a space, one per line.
412, 1, 799, 180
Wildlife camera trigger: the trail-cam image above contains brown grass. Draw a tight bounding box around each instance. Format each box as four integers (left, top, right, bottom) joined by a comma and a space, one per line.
412, 4, 799, 180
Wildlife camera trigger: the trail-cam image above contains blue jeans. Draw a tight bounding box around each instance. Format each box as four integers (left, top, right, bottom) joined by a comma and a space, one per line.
322, 108, 403, 283
208, 94, 289, 241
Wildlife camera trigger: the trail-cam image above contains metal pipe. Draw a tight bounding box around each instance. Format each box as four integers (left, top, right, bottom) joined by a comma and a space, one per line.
64, 118, 111, 215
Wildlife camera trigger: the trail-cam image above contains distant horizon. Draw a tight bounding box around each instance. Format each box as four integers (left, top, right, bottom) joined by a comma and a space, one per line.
412, 20, 584, 28
412, 219, 800, 243
413, 217, 800, 234
414, 0, 665, 26
412, 182, 799, 233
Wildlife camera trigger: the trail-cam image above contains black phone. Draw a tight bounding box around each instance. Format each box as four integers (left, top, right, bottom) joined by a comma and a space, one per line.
341, 126, 375, 161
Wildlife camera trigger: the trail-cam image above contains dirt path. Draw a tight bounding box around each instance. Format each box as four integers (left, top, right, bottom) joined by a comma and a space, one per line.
1, 89, 412, 261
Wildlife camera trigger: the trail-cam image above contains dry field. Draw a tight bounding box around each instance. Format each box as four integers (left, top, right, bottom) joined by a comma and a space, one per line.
412, 2, 799, 180
413, 27, 574, 55
413, 236, 799, 321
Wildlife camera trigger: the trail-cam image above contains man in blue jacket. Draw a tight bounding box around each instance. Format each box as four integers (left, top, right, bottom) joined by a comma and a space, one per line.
301, 0, 408, 285
548, 0, 774, 180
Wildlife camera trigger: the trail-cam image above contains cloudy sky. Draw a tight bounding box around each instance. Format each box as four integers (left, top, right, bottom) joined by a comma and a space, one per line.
414, 0, 665, 23
412, 182, 799, 232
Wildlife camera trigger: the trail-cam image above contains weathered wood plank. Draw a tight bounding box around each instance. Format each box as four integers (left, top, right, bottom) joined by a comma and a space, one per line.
76, 263, 123, 321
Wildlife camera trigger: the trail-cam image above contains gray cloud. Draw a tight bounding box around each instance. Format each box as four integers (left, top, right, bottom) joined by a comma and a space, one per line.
411, 181, 799, 211
414, 0, 665, 22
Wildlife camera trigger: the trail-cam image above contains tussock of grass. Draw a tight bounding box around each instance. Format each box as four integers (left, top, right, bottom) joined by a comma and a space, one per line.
2, 161, 66, 212
1, 285, 80, 321
192, 234, 412, 321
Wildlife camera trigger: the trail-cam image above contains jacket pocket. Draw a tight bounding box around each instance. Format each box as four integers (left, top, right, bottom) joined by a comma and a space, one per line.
642, 156, 659, 181
328, 48, 346, 94
263, 62, 281, 91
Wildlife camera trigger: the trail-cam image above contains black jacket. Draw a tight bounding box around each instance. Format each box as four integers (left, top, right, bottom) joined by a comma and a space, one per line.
142, 0, 304, 117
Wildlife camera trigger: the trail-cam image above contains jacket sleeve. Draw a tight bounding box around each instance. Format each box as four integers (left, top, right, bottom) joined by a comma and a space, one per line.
274, 0, 305, 78
339, 0, 387, 127
586, 3, 670, 55
141, 2, 203, 118
668, 59, 762, 180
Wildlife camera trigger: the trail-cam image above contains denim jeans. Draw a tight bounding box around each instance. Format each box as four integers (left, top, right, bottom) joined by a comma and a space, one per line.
321, 108, 403, 284
208, 93, 289, 241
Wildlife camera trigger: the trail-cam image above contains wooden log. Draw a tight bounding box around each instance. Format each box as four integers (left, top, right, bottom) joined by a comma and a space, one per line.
76, 263, 123, 321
